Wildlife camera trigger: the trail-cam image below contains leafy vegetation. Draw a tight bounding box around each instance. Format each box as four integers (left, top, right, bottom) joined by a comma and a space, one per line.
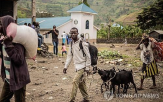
97, 24, 143, 38
98, 50, 124, 59
78, 0, 90, 7
17, 10, 27, 18
136, 0, 163, 30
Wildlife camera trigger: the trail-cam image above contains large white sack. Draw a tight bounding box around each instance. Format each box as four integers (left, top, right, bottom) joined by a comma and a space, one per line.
7, 23, 38, 58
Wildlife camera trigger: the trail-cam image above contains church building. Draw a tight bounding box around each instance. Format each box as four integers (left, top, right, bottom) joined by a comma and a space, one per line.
17, 3, 98, 44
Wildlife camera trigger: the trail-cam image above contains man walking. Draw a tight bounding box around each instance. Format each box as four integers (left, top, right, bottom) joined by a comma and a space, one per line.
44, 25, 59, 55
63, 27, 91, 102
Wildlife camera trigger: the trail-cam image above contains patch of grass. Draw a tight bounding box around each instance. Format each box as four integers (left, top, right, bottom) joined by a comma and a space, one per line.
126, 57, 142, 67
98, 50, 128, 59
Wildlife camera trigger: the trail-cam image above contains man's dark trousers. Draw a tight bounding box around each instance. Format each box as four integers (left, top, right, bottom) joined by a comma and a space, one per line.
0, 81, 26, 102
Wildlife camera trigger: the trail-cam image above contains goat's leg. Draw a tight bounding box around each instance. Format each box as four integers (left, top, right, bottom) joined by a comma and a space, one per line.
113, 85, 115, 94
121, 84, 123, 89
123, 84, 128, 93
110, 84, 113, 95
123, 85, 125, 93
118, 85, 120, 94
131, 81, 137, 93
101, 83, 104, 93
104, 83, 109, 91
107, 82, 110, 90
126, 84, 129, 93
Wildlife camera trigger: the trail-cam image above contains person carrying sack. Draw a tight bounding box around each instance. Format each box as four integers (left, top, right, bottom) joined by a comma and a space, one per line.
0, 15, 30, 102
136, 37, 159, 90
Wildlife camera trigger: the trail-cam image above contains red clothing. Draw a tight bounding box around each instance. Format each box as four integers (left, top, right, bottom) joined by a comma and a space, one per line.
62, 45, 66, 52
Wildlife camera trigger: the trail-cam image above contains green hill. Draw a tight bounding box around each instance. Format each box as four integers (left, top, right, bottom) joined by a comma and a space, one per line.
115, 10, 142, 25
17, 0, 156, 26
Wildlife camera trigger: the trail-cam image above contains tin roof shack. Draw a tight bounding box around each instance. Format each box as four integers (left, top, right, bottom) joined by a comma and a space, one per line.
0, 0, 18, 20
149, 30, 163, 41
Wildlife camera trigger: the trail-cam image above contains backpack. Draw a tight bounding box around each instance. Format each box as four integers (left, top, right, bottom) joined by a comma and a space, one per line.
71, 40, 98, 66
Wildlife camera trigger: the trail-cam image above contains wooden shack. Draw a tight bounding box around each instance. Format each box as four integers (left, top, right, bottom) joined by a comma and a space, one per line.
0, 0, 18, 20
149, 30, 163, 41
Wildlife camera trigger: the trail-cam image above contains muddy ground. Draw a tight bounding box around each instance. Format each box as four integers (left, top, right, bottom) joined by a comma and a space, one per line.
0, 44, 163, 102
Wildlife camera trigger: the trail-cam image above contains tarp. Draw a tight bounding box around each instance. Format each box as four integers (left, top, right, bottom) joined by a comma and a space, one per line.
150, 38, 163, 62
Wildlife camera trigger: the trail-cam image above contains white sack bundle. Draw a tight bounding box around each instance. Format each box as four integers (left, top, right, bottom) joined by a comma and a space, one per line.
7, 23, 38, 58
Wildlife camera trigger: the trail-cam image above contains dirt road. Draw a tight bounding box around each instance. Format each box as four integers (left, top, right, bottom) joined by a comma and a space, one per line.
0, 44, 163, 102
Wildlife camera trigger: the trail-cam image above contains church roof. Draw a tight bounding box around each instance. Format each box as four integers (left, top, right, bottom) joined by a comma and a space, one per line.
67, 3, 97, 14
17, 16, 71, 29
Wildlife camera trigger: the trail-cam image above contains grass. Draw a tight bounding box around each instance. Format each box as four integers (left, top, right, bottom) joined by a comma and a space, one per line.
98, 50, 129, 59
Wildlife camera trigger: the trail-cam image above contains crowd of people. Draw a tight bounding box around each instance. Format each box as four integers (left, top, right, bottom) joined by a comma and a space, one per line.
24, 22, 73, 56
0, 15, 161, 102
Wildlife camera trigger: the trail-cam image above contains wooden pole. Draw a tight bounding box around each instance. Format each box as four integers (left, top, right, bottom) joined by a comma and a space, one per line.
32, 0, 36, 23
107, 17, 111, 40
13, 1, 17, 22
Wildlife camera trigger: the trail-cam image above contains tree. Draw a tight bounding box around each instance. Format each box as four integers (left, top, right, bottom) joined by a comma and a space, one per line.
78, 0, 90, 7
136, 0, 163, 30
17, 10, 26, 18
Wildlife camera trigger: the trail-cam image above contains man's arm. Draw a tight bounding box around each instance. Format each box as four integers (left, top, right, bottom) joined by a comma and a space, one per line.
54, 30, 59, 35
64, 45, 73, 69
43, 30, 52, 35
136, 39, 143, 50
4, 37, 25, 65
82, 42, 91, 70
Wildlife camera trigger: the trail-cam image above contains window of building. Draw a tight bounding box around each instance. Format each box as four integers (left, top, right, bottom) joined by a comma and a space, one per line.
86, 20, 89, 29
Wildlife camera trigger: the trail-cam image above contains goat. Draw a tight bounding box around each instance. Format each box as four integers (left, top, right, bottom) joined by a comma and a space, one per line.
109, 67, 137, 94
97, 69, 110, 93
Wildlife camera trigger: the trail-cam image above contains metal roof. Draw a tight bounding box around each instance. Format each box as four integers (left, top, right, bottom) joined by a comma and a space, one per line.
17, 16, 71, 29
149, 30, 163, 35
67, 3, 97, 14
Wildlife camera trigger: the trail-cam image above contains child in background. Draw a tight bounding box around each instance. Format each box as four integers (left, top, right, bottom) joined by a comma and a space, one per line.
61, 43, 67, 56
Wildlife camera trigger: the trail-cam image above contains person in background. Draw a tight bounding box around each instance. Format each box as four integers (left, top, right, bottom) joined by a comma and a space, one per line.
66, 34, 69, 45
24, 23, 27, 26
0, 15, 30, 102
35, 22, 43, 48
61, 43, 67, 56
31, 22, 36, 29
68, 35, 72, 45
43, 25, 59, 55
63, 27, 91, 102
80, 33, 86, 41
62, 31, 66, 44
28, 23, 31, 27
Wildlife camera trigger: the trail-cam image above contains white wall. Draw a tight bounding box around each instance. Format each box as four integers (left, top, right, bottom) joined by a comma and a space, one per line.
57, 21, 73, 39
40, 21, 73, 44
81, 13, 94, 40
71, 12, 96, 40
71, 13, 83, 34
93, 27, 97, 39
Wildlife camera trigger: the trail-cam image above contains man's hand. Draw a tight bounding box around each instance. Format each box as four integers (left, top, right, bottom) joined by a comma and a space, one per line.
4, 36, 13, 45
63, 68, 67, 74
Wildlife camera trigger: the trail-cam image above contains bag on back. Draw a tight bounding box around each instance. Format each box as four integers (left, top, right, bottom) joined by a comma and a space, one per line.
71, 40, 98, 66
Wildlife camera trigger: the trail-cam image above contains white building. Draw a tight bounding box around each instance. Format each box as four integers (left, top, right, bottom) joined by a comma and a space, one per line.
18, 3, 98, 44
